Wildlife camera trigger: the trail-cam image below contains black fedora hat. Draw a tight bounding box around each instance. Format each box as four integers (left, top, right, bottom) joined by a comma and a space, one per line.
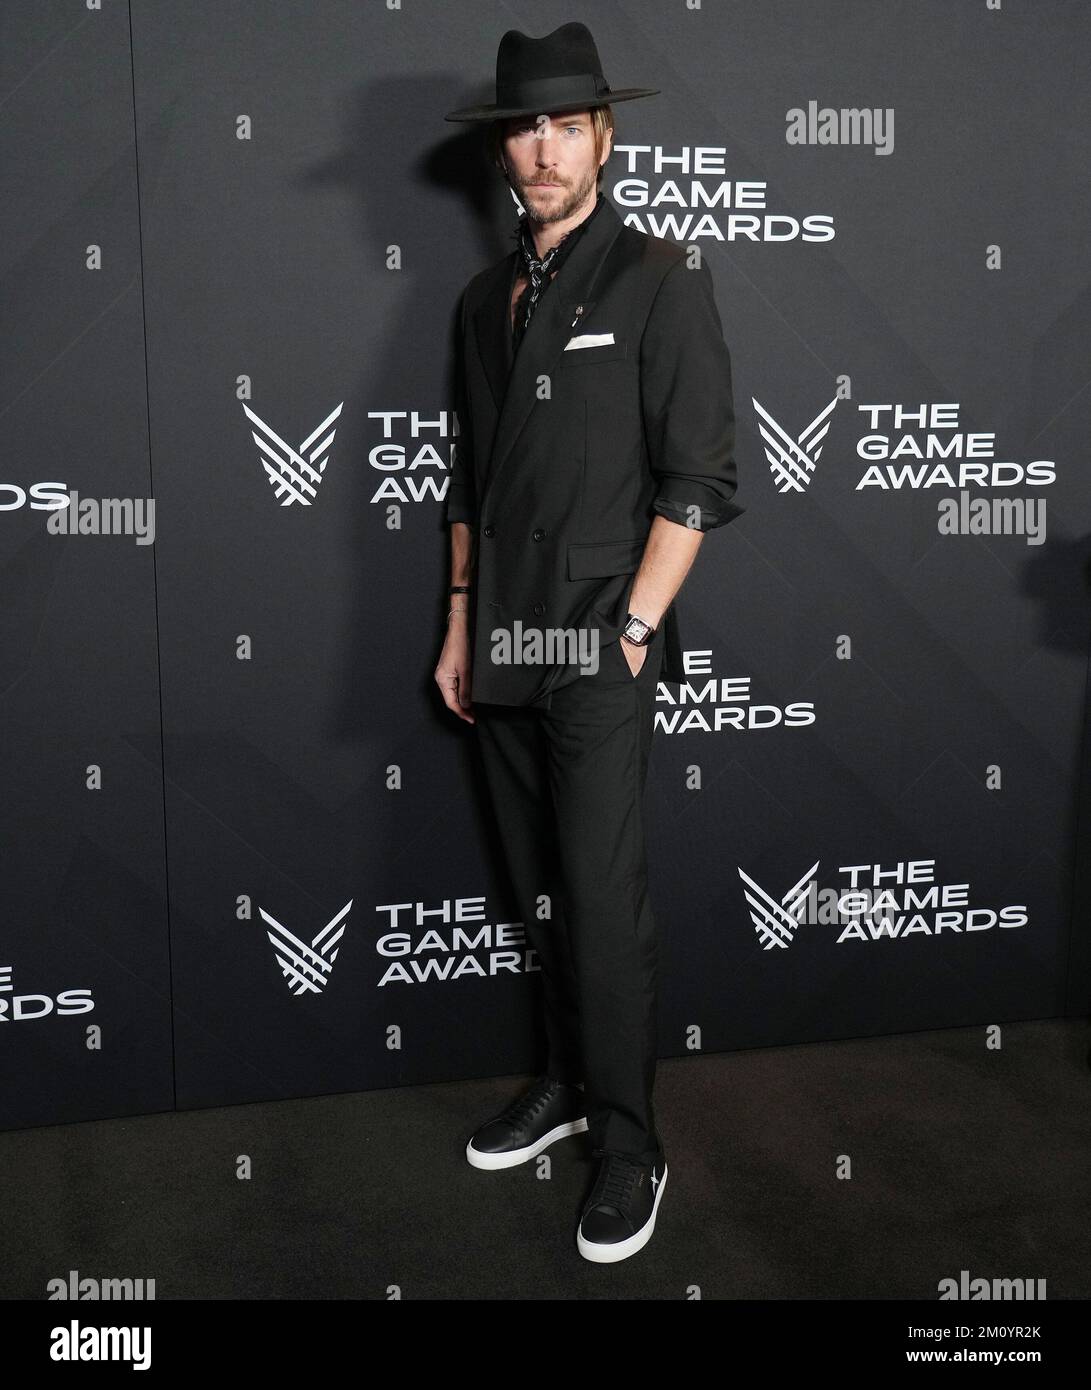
444, 21, 659, 123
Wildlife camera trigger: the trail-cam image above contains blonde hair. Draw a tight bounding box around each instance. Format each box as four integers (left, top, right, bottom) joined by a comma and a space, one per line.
487, 106, 614, 183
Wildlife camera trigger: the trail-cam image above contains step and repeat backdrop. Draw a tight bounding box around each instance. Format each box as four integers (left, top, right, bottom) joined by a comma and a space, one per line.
2, 0, 1089, 1132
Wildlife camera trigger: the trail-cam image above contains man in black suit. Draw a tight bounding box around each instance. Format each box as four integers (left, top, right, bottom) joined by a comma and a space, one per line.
436, 23, 743, 1263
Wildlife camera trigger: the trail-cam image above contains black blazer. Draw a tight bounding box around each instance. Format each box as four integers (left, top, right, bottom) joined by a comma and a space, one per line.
446, 195, 743, 707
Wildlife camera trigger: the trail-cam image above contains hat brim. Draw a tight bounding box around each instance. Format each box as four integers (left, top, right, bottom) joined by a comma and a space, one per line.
444, 88, 660, 123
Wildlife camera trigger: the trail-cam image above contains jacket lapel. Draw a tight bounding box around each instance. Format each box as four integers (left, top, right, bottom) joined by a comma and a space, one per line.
472, 198, 625, 507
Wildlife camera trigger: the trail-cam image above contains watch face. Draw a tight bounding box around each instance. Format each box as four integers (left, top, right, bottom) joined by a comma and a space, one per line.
625, 617, 651, 644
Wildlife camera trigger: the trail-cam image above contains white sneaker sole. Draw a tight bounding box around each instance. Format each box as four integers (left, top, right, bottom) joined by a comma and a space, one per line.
465, 1116, 589, 1170
576, 1163, 668, 1263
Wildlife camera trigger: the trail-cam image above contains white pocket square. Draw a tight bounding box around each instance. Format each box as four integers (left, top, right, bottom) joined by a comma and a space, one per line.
564, 332, 615, 350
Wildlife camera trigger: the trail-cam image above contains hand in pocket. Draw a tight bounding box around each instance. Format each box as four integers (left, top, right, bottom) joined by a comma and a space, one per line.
619, 638, 648, 679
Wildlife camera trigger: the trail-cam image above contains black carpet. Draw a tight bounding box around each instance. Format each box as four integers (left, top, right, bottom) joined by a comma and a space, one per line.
2, 1019, 1089, 1300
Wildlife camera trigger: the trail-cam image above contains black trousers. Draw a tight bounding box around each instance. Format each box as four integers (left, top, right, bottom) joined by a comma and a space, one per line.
473, 622, 667, 1166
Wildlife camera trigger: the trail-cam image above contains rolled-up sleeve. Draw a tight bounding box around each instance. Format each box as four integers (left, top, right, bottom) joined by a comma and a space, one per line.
640, 256, 744, 532
445, 289, 477, 528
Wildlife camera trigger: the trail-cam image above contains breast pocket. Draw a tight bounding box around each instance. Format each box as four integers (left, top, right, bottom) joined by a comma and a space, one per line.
558, 336, 629, 367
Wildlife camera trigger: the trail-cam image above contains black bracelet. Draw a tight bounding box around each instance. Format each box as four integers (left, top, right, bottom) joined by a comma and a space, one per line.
449, 585, 471, 594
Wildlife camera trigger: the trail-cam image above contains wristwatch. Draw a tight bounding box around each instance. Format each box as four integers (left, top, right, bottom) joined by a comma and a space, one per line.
621, 612, 656, 646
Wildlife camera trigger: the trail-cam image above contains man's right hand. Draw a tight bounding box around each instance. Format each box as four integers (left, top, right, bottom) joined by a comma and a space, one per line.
435, 616, 474, 724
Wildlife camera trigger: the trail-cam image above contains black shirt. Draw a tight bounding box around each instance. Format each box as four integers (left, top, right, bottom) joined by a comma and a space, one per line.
511, 190, 606, 357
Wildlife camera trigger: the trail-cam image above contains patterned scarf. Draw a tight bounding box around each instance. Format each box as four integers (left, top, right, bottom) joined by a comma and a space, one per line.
512, 191, 605, 353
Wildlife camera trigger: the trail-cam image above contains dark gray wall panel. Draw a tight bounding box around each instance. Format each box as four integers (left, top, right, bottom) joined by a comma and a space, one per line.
2, 0, 1087, 1130
1, 1, 172, 1129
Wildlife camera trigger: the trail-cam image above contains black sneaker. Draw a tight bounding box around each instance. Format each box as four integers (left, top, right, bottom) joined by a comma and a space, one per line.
465, 1076, 588, 1170
576, 1148, 668, 1262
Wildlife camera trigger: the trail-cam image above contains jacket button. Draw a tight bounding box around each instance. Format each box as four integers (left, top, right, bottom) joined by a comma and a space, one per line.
532, 602, 545, 616
483, 524, 495, 537
532, 527, 545, 541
